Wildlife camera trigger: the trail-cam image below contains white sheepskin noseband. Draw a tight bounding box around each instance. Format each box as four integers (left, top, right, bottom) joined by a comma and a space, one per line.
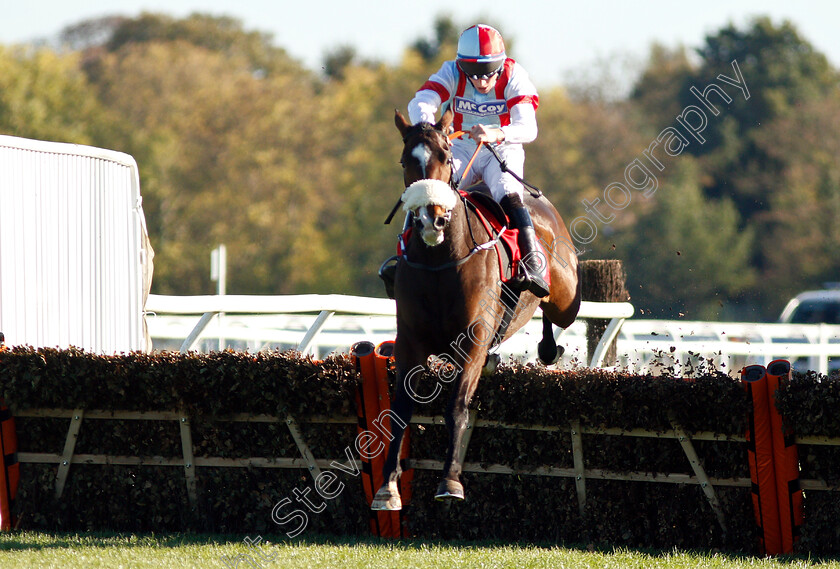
402, 179, 457, 213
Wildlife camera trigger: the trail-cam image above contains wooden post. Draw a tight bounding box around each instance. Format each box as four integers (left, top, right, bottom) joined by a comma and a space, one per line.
55, 410, 84, 499
580, 260, 629, 367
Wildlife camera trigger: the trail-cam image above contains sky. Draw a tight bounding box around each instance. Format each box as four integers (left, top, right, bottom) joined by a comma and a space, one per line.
2, 1, 838, 89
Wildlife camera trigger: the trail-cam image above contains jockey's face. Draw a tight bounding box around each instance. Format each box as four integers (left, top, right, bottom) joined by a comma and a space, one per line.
468, 73, 498, 94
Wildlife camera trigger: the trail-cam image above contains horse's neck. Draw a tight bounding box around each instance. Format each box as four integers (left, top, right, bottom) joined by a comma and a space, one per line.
444, 200, 486, 258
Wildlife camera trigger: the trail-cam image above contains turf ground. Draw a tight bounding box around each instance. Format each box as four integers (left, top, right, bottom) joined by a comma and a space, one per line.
1, 532, 838, 568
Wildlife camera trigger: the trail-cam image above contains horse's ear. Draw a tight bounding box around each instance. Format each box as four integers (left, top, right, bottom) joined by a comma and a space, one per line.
436, 108, 454, 133
395, 109, 411, 137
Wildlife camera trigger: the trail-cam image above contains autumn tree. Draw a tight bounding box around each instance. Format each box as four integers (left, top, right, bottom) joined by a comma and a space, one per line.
753, 93, 840, 314
91, 33, 330, 295
619, 159, 756, 319
630, 43, 695, 132
682, 17, 838, 217
0, 46, 107, 144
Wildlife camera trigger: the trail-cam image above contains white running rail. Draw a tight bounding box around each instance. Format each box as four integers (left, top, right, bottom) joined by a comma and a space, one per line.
143, 294, 634, 368
616, 320, 840, 376
144, 294, 840, 374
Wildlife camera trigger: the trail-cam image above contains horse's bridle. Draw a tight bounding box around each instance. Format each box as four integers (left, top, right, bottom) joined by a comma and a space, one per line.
400, 220, 507, 272
396, 126, 506, 272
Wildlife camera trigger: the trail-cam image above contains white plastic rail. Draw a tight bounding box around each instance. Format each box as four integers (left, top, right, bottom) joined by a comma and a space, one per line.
144, 293, 634, 367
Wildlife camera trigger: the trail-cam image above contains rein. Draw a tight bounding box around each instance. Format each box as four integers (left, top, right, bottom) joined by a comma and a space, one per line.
448, 130, 482, 189
387, 124, 503, 271
482, 143, 543, 198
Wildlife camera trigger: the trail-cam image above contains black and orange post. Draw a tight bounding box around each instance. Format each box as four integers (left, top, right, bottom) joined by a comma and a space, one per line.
373, 341, 411, 538
765, 359, 803, 553
351, 340, 410, 538
742, 364, 782, 554
0, 332, 20, 531
742, 360, 803, 555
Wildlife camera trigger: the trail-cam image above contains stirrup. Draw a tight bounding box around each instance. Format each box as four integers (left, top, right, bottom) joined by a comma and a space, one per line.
518, 265, 550, 298
526, 273, 550, 298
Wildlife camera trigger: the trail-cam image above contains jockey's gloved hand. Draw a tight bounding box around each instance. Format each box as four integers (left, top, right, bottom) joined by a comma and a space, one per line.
469, 124, 505, 144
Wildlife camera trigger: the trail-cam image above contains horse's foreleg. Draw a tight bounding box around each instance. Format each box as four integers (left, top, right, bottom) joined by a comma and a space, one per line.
436, 358, 483, 501
371, 362, 417, 511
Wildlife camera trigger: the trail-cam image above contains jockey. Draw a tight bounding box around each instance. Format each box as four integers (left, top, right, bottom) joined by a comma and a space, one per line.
407, 23, 549, 298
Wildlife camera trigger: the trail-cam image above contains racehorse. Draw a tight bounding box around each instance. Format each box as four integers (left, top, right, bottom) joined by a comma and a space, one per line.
371, 109, 580, 510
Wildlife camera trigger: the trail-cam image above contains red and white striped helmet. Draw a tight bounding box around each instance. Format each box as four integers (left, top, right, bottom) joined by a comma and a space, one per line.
456, 24, 506, 79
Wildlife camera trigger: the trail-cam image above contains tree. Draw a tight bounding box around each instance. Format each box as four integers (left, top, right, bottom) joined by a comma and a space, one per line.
410, 15, 461, 62
105, 12, 300, 77
93, 39, 328, 295
619, 159, 756, 320
754, 93, 840, 314
59, 16, 125, 52
681, 18, 838, 216
673, 17, 840, 317
0, 46, 106, 144
630, 43, 695, 132
323, 46, 357, 80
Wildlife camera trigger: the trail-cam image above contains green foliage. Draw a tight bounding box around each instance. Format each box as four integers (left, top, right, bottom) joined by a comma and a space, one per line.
106, 12, 298, 76
4, 348, 840, 552
409, 15, 462, 63
0, 46, 106, 143
630, 43, 695, 131
619, 159, 757, 319
682, 17, 839, 213
751, 93, 840, 314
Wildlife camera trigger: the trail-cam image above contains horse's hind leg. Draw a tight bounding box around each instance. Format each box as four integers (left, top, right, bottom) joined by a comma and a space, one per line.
537, 313, 563, 365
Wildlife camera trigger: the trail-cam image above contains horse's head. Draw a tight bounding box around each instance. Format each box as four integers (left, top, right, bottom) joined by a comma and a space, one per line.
401, 179, 457, 247
395, 109, 454, 187
395, 109, 457, 247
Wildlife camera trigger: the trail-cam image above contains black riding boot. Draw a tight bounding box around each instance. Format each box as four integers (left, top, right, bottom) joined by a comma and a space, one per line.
378, 258, 397, 299
378, 213, 412, 299
500, 194, 551, 298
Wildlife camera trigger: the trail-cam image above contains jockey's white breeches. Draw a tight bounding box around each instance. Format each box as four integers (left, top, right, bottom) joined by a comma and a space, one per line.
451, 141, 525, 201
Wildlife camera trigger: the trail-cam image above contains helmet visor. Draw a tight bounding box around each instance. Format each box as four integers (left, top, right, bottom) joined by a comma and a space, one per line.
457, 59, 503, 80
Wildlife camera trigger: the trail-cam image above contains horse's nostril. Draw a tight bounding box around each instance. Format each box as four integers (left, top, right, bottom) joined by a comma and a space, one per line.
434, 217, 446, 230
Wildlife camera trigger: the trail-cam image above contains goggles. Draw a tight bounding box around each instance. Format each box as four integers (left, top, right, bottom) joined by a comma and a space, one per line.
467, 68, 501, 81
457, 59, 503, 81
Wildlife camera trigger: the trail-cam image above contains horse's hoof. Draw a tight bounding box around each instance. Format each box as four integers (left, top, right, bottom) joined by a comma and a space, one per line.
538, 340, 563, 365
482, 353, 500, 376
434, 479, 465, 501
371, 487, 402, 511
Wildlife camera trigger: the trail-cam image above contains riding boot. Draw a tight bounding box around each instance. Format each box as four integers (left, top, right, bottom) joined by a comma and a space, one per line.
378, 258, 397, 299
378, 213, 413, 299
500, 194, 551, 298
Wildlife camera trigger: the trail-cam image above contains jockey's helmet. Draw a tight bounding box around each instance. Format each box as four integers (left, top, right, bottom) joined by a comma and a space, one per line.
456, 24, 506, 79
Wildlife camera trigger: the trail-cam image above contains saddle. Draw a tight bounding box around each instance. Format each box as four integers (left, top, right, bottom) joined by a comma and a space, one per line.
459, 184, 519, 282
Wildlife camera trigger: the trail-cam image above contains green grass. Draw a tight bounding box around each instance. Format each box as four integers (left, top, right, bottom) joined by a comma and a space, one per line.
0, 532, 838, 568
